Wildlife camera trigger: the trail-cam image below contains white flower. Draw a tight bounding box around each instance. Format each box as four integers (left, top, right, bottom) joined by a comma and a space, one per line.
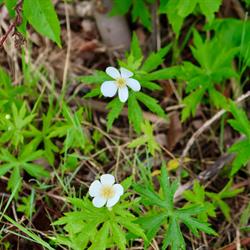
101, 67, 141, 103
89, 174, 124, 208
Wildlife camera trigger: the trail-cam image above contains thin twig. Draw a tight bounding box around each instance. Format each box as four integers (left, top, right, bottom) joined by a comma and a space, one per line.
61, 1, 71, 97
0, 1, 23, 48
180, 90, 250, 164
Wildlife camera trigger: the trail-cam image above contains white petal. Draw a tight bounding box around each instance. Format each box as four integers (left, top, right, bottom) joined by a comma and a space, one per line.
106, 67, 121, 79
113, 184, 124, 196
101, 81, 118, 97
118, 87, 129, 103
92, 196, 107, 208
120, 67, 133, 78
100, 174, 115, 185
89, 180, 102, 197
126, 78, 141, 92
106, 193, 121, 208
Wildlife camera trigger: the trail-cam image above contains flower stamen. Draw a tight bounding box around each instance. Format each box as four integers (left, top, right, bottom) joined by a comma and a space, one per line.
100, 185, 115, 199
116, 78, 126, 88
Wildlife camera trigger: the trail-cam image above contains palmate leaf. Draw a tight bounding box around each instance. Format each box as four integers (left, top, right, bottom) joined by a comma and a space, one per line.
0, 142, 49, 195
53, 196, 144, 250
135, 165, 216, 249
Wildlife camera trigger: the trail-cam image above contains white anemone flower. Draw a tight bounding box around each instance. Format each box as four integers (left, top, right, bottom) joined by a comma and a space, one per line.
89, 174, 124, 208
101, 66, 141, 103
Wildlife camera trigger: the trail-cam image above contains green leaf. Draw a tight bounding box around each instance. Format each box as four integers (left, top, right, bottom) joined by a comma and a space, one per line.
136, 92, 166, 118
131, 0, 152, 30
110, 0, 132, 15
79, 71, 111, 84
128, 93, 143, 133
4, 0, 18, 17
130, 33, 143, 61
110, 222, 126, 250
89, 222, 110, 250
199, 0, 222, 23
181, 87, 206, 121
116, 218, 146, 240
228, 101, 250, 139
228, 139, 250, 175
141, 44, 172, 72
145, 66, 180, 80
23, 0, 61, 46
136, 213, 166, 246
106, 98, 124, 130
133, 184, 166, 208
209, 88, 228, 109
163, 216, 185, 250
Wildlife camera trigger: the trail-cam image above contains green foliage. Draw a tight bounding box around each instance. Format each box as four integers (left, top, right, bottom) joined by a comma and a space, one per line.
53, 179, 145, 250
0, 67, 25, 111
207, 19, 250, 68
227, 101, 250, 175
81, 33, 174, 133
0, 141, 49, 195
181, 31, 237, 120
53, 104, 93, 153
134, 165, 216, 249
159, 0, 222, 36
206, 180, 244, 221
0, 102, 35, 148
23, 0, 61, 46
24, 103, 60, 165
128, 120, 160, 156
106, 98, 124, 131
111, 0, 154, 30
183, 180, 216, 222
17, 190, 35, 218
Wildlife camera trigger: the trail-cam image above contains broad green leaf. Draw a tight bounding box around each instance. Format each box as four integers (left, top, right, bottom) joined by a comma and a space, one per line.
23, 0, 61, 46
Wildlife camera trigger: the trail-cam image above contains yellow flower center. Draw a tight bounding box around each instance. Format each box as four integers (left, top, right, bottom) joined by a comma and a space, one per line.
100, 185, 115, 199
116, 78, 126, 88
